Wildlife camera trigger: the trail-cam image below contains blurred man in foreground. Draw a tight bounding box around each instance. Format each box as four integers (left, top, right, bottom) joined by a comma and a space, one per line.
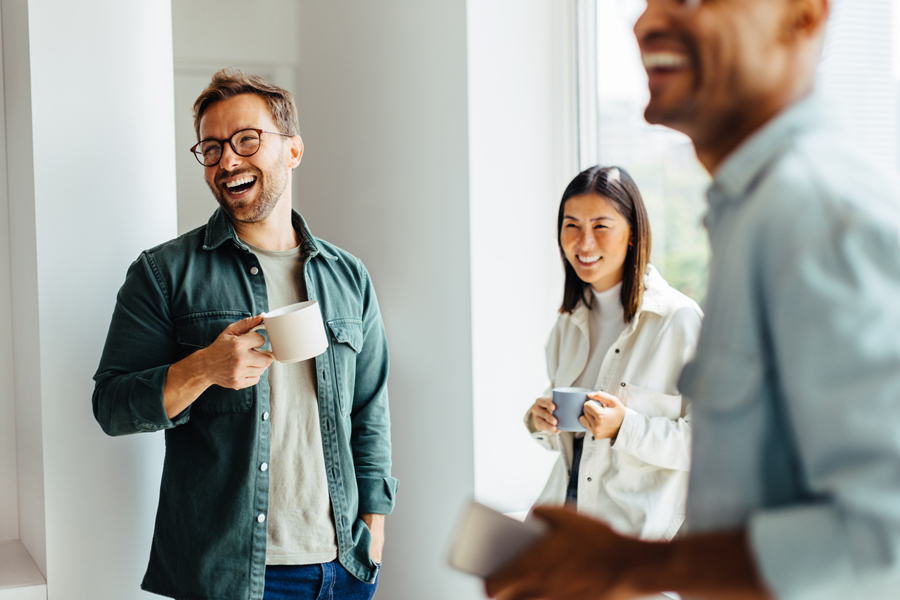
487, 0, 900, 598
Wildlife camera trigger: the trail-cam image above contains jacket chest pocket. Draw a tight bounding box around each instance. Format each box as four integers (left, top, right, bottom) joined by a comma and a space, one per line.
327, 319, 363, 415
617, 383, 684, 419
174, 311, 254, 414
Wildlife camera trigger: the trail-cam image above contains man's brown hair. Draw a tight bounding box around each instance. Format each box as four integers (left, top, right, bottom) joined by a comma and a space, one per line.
193, 68, 300, 140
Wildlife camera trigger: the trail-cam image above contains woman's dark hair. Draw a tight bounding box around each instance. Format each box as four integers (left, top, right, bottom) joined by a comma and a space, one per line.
557, 165, 651, 322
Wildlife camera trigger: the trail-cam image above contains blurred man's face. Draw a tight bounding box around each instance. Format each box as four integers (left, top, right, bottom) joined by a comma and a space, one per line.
634, 0, 792, 137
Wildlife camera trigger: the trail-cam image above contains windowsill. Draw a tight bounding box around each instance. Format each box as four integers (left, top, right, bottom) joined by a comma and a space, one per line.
0, 540, 46, 595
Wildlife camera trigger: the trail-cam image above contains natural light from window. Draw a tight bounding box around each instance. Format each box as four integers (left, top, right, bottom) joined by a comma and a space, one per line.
593, 0, 900, 306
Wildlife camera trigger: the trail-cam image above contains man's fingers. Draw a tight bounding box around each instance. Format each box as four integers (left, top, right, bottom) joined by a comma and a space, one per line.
485, 578, 543, 600
530, 505, 593, 532
241, 331, 269, 349
485, 545, 548, 599
224, 314, 265, 336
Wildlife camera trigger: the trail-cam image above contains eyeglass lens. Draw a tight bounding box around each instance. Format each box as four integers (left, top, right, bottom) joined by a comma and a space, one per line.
195, 129, 261, 166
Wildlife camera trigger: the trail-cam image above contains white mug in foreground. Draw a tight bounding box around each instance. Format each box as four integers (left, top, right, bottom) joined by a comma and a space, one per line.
251, 300, 329, 363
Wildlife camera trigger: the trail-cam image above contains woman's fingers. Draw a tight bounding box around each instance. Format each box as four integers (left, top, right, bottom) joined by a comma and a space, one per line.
583, 399, 604, 417
535, 397, 556, 411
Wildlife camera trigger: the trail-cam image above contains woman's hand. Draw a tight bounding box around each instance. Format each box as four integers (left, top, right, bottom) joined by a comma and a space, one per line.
531, 397, 559, 433
579, 392, 625, 440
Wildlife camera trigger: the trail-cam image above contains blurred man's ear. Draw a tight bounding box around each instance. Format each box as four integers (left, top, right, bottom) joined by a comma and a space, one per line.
782, 0, 830, 42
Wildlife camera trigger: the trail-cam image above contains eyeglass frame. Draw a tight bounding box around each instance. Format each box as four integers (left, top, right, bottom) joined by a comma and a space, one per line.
190, 128, 293, 167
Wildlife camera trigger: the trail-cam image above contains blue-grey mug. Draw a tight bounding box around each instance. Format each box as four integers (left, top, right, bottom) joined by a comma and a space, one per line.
551, 387, 594, 432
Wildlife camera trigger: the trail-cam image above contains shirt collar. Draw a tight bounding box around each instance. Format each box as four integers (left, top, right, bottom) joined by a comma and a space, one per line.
708, 94, 834, 211
202, 207, 337, 260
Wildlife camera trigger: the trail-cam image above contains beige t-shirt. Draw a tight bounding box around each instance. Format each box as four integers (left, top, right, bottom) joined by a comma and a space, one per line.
245, 240, 338, 566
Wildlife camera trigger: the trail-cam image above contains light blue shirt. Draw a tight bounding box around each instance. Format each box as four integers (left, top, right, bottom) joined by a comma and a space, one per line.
679, 95, 900, 599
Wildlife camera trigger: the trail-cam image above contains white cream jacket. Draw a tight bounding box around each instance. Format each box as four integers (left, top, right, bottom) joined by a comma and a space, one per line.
526, 265, 703, 540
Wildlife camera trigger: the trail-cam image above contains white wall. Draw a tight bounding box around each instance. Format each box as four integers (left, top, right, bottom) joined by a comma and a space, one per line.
0, 2, 19, 546
2, 0, 177, 597
171, 0, 300, 235
294, 1, 479, 598
2, 0, 45, 571
467, 0, 576, 514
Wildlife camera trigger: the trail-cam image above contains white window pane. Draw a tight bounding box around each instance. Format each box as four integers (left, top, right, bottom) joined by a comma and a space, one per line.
595, 0, 710, 303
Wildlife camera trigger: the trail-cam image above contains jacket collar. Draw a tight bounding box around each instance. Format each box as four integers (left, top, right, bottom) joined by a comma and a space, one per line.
202, 207, 337, 260
569, 264, 670, 332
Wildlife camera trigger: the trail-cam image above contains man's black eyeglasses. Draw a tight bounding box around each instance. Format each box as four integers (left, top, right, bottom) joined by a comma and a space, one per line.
190, 128, 292, 167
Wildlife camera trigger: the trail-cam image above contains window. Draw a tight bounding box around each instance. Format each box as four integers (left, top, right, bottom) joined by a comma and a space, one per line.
582, 0, 900, 305
587, 0, 711, 303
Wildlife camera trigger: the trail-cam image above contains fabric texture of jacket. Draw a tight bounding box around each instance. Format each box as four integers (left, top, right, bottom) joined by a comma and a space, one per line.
526, 265, 702, 540
93, 209, 398, 600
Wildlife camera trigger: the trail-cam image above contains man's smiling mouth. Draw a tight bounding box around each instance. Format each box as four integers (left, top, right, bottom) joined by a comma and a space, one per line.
642, 51, 690, 73
222, 175, 257, 195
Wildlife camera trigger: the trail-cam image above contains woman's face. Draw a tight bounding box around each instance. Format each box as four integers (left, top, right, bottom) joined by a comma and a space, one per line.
560, 193, 632, 292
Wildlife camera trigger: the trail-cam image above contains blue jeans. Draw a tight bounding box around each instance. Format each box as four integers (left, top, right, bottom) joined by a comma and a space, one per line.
263, 561, 379, 600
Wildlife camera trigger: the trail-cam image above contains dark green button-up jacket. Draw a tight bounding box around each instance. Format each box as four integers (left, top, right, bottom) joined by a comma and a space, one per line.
93, 209, 398, 600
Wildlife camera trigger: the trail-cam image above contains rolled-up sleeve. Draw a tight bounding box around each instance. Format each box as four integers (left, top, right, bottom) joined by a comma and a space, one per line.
350, 265, 398, 515
92, 253, 187, 436
750, 218, 900, 599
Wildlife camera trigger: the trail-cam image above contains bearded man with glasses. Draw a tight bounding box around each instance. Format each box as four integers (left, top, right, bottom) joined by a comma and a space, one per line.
488, 0, 900, 598
93, 69, 396, 600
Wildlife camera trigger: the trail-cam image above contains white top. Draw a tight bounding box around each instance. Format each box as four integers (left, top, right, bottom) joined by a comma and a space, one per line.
526, 265, 703, 540
574, 282, 627, 390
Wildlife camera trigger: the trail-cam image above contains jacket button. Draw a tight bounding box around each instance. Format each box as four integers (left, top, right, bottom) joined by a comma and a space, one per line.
260, 463, 268, 472
250, 266, 259, 275
257, 514, 266, 523
587, 477, 592, 482
615, 349, 620, 353
621, 382, 626, 387
262, 412, 269, 421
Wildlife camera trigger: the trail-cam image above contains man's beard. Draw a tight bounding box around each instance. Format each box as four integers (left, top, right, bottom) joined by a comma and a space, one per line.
209, 162, 288, 224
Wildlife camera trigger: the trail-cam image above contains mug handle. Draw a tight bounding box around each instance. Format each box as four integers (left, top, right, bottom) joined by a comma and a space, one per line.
249, 324, 275, 358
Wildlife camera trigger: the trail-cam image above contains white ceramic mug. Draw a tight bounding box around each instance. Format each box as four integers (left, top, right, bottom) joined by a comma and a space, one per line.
251, 300, 329, 363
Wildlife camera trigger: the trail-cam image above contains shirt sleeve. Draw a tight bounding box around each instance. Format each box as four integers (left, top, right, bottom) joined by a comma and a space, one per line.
350, 265, 399, 516
92, 252, 188, 436
749, 216, 900, 599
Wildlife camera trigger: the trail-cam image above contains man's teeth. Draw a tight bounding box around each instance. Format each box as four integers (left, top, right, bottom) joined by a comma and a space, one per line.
226, 176, 256, 188
579, 255, 600, 264
642, 52, 689, 70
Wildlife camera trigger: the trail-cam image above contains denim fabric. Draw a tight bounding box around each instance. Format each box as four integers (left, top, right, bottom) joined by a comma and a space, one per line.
93, 209, 398, 600
263, 562, 379, 600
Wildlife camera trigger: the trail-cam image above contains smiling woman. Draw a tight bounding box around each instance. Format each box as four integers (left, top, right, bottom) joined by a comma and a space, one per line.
525, 164, 703, 547
557, 166, 649, 322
